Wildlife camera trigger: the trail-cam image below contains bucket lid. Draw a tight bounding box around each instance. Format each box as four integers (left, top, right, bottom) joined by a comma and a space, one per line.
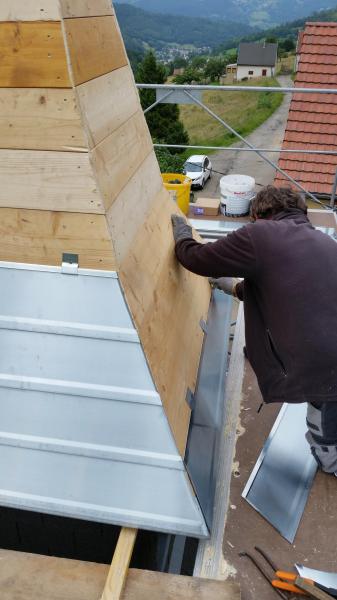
220, 174, 255, 192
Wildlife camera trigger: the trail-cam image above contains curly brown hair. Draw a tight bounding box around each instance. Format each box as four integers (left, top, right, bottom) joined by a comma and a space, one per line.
251, 186, 308, 220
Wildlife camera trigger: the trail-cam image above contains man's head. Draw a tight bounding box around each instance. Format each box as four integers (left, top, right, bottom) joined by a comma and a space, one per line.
251, 186, 308, 220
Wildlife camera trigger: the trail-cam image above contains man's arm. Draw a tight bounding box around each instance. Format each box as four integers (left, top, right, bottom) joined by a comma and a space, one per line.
172, 216, 257, 279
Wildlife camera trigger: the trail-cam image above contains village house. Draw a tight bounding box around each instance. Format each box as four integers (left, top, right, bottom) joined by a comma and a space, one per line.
236, 41, 278, 81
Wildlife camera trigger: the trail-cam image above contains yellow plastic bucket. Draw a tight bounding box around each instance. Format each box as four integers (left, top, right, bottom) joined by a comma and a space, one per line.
162, 173, 192, 215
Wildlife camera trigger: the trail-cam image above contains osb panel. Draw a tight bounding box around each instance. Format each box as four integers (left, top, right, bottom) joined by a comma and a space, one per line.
0, 209, 116, 270
0, 88, 86, 151
119, 195, 210, 454
0, 22, 71, 88
63, 16, 128, 86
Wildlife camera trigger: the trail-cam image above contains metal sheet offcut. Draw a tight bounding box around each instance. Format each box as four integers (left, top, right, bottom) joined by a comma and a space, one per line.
242, 403, 317, 543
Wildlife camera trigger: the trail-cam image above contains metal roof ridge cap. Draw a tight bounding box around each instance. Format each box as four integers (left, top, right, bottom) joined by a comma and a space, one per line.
0, 374, 161, 405
0, 432, 184, 470
0, 316, 140, 343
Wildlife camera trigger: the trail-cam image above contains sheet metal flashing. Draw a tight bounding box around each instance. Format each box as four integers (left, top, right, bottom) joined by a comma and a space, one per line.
185, 289, 232, 529
242, 403, 317, 543
0, 262, 208, 538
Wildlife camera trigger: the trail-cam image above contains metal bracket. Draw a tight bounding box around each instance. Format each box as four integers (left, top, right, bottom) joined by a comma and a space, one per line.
199, 319, 208, 335
185, 388, 196, 411
61, 253, 79, 275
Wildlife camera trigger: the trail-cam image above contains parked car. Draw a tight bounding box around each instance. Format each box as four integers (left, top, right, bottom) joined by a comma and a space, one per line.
183, 155, 212, 189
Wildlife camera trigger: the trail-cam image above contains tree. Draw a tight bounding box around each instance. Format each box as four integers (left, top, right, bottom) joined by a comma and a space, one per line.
265, 36, 277, 44
204, 57, 227, 82
136, 51, 189, 153
155, 145, 185, 173
280, 38, 296, 52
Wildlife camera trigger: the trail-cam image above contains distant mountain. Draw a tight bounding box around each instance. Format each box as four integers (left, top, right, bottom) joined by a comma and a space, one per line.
117, 0, 335, 28
214, 4, 337, 53
114, 4, 257, 52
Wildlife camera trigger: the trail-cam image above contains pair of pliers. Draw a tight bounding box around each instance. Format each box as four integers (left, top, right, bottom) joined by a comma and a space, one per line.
273, 571, 312, 596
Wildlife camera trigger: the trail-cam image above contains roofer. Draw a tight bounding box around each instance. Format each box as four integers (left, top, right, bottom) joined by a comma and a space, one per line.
172, 185, 337, 475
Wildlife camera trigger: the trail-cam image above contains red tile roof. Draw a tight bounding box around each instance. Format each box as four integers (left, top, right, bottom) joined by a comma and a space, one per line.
275, 22, 337, 196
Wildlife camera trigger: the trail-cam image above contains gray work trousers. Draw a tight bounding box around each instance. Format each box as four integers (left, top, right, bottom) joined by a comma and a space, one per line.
306, 402, 337, 473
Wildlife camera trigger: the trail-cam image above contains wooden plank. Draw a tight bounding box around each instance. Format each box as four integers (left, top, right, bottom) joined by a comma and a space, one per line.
0, 88, 87, 151
0, 22, 71, 88
60, 0, 114, 18
63, 16, 128, 86
77, 67, 140, 149
0, 149, 103, 213
0, 550, 240, 600
119, 194, 210, 454
0, 1, 60, 21
0, 209, 116, 270
101, 528, 137, 600
123, 569, 241, 600
91, 110, 153, 211
106, 151, 163, 263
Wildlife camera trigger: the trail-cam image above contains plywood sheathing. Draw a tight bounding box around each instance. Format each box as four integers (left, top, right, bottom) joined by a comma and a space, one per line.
120, 198, 209, 453
0, 209, 116, 270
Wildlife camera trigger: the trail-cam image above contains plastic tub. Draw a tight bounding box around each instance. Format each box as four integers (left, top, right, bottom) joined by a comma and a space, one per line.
162, 173, 192, 215
220, 174, 255, 217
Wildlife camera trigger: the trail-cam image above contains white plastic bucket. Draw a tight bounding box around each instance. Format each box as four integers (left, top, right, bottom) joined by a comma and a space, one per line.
220, 174, 255, 217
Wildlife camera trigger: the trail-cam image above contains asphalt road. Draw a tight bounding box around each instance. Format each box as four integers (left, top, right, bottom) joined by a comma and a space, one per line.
193, 75, 293, 201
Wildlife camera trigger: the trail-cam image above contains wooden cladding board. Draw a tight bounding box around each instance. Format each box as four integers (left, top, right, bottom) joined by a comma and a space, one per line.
0, 551, 241, 600
0, 149, 103, 213
0, 1, 60, 21
0, 88, 86, 151
60, 0, 114, 18
63, 16, 128, 86
76, 66, 140, 149
119, 194, 211, 454
0, 209, 116, 269
107, 152, 163, 264
0, 22, 71, 88
91, 110, 154, 211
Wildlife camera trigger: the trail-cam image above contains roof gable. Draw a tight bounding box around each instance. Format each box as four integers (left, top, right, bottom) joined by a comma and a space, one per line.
237, 42, 278, 67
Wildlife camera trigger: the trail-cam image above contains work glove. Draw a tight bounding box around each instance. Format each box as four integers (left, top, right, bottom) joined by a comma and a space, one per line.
209, 277, 240, 297
171, 214, 193, 243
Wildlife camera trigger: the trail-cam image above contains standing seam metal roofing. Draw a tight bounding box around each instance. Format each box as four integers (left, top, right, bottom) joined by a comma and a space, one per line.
275, 22, 337, 195
0, 262, 208, 538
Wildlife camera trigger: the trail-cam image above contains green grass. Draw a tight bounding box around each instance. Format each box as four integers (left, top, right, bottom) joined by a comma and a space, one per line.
180, 77, 283, 156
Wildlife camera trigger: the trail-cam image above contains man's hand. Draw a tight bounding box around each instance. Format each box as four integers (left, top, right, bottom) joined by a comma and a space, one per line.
171, 214, 193, 243
209, 277, 239, 297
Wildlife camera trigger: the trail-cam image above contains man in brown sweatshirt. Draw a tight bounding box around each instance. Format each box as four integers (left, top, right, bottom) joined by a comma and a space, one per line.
172, 185, 337, 475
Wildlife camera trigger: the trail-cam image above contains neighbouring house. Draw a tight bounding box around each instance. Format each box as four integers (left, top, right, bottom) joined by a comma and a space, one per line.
226, 63, 237, 76
236, 42, 278, 81
275, 22, 337, 197
173, 67, 184, 76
